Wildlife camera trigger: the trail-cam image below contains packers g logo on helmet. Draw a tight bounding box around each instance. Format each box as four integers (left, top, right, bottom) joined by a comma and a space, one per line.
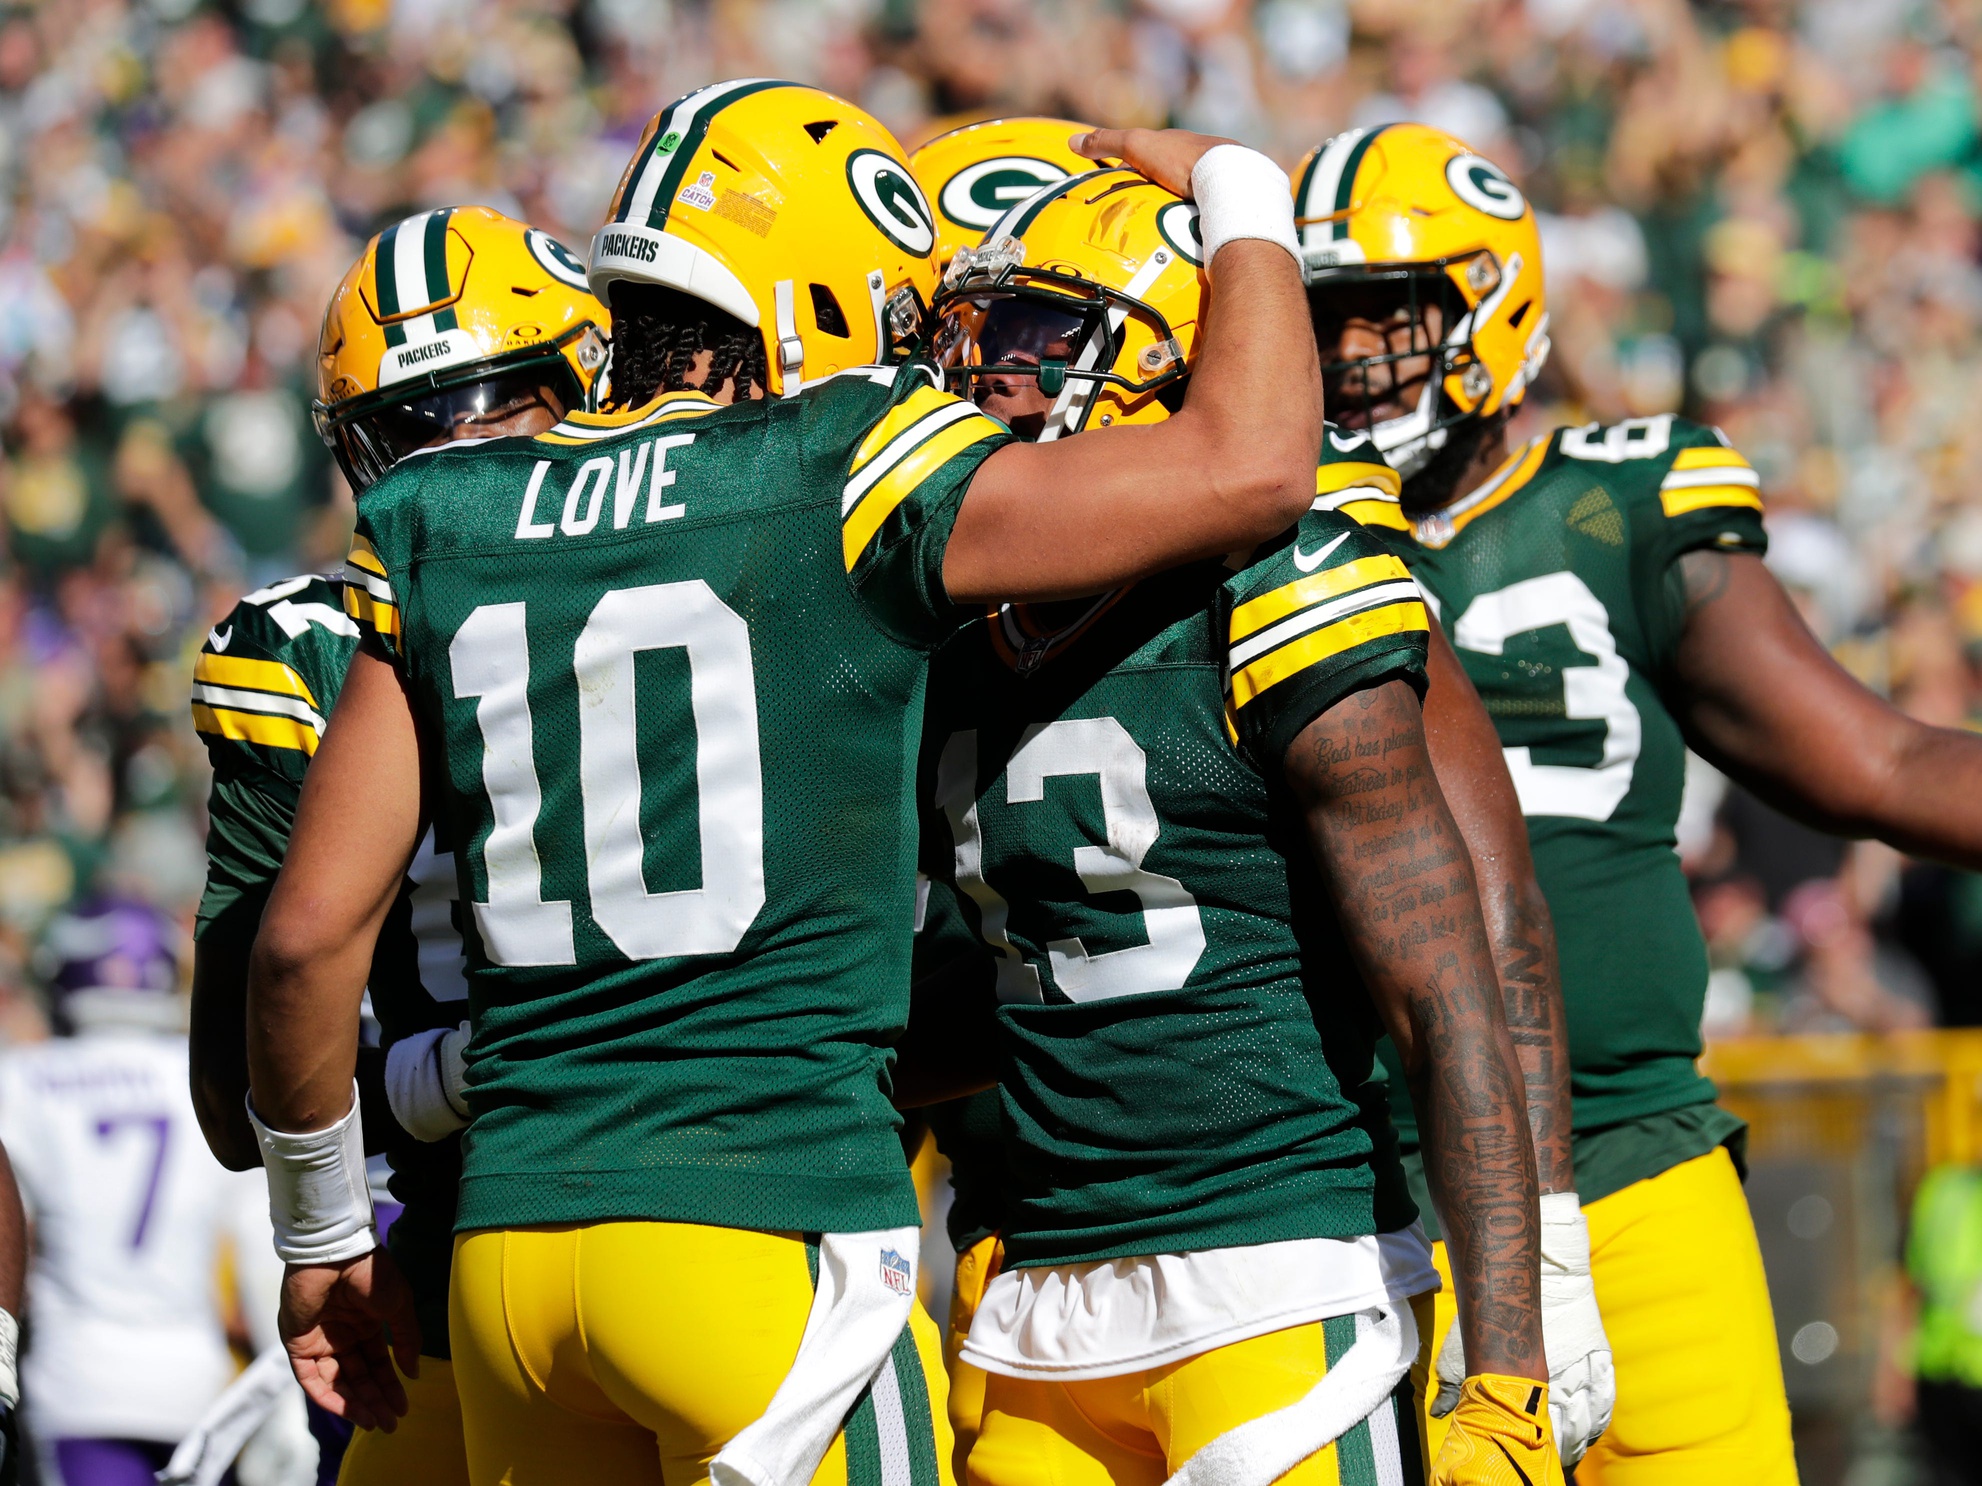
1294, 122, 1551, 477
590, 79, 938, 397
909, 117, 1100, 269
941, 158, 1072, 233
846, 150, 936, 256
1445, 154, 1526, 221
315, 205, 609, 491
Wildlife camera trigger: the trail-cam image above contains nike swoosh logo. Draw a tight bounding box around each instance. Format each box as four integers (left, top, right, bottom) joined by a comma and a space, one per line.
1492, 1438, 1535, 1486
1291, 530, 1351, 573
208, 625, 233, 652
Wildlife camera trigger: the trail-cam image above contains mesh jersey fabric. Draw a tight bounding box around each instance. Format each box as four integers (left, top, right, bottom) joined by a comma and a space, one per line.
191, 574, 466, 1354
918, 447, 1429, 1268
344, 368, 1011, 1235
1369, 415, 1767, 1199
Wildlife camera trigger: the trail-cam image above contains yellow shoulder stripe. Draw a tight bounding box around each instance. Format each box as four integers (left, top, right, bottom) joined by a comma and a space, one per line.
1338, 497, 1411, 532
192, 654, 318, 708
1230, 601, 1427, 711
1671, 445, 1752, 472
346, 535, 387, 579
191, 703, 319, 757
841, 416, 1001, 571
343, 584, 401, 641
1661, 484, 1765, 519
852, 385, 957, 474
1316, 460, 1402, 498
1230, 554, 1411, 643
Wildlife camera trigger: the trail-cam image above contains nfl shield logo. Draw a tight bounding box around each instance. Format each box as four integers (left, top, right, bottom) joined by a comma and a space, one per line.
879, 1248, 913, 1297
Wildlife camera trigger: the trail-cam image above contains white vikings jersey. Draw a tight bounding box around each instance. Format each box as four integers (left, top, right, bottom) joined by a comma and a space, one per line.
0, 1033, 268, 1441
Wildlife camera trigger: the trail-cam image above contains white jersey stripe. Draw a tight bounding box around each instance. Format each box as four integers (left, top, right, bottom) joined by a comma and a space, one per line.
841, 400, 982, 516
1227, 580, 1425, 672
190, 683, 327, 734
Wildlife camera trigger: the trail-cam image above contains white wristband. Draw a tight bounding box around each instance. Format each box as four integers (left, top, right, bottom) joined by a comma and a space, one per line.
1190, 145, 1301, 271
384, 1023, 472, 1143
0, 1307, 18, 1409
247, 1082, 376, 1266
1539, 1191, 1591, 1268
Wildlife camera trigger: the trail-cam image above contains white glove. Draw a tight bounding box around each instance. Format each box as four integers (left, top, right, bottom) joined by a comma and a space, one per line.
383, 1021, 471, 1142
1432, 1192, 1615, 1467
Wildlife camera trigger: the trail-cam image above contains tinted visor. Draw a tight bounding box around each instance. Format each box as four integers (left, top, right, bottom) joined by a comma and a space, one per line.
934, 292, 1102, 380
325, 367, 571, 492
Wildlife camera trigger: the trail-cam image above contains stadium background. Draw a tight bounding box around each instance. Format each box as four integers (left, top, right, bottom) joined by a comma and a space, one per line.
0, 0, 1979, 1478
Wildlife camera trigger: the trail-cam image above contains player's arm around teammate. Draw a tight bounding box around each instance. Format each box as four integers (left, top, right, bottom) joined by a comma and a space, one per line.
1283, 678, 1561, 1480
1668, 547, 1982, 866
240, 120, 1326, 1434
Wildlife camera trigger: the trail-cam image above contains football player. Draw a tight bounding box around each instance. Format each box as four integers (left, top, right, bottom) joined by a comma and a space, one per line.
1300, 120, 1982, 1483
238, 85, 1327, 1485
1, 900, 268, 1486
909, 167, 1558, 1484
188, 204, 609, 1486
907, 123, 1606, 1475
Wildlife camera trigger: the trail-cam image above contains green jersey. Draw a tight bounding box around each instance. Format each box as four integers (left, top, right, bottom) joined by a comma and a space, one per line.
910, 875, 1004, 1253
344, 371, 1011, 1236
1372, 415, 1767, 1204
918, 439, 1429, 1268
192, 574, 466, 1355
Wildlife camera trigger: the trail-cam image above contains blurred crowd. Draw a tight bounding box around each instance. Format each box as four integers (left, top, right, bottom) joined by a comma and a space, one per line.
0, 0, 1980, 1044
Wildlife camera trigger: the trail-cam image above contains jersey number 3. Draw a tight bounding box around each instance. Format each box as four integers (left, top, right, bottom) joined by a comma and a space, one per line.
1451, 571, 1641, 821
450, 581, 766, 966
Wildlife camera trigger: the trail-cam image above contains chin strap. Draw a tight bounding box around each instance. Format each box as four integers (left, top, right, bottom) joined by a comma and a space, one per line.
774, 279, 804, 397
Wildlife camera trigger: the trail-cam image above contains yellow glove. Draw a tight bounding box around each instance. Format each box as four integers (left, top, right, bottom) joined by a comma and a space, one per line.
1431, 1375, 1565, 1486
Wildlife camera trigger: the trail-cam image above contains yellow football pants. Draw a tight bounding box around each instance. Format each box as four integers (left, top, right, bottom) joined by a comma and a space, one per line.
337, 1355, 470, 1486
1419, 1148, 1797, 1484
944, 1235, 1002, 1482
968, 1293, 1434, 1486
449, 1222, 954, 1486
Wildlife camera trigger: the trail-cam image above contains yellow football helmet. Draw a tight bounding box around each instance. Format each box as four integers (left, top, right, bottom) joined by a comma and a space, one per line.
931, 168, 1205, 442
909, 116, 1099, 269
1294, 122, 1550, 477
589, 79, 938, 397
315, 206, 609, 491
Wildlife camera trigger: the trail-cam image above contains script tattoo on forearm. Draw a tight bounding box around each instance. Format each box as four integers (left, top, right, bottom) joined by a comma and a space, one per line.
1286, 681, 1544, 1378
1488, 880, 1573, 1193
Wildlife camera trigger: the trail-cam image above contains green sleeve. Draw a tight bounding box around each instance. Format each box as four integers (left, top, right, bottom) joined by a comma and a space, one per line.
344, 463, 423, 665
1634, 420, 1769, 667
194, 773, 295, 938
828, 367, 1013, 650
1223, 509, 1430, 771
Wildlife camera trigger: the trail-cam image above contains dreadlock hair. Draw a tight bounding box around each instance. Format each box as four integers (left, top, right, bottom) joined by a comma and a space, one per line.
609, 282, 769, 407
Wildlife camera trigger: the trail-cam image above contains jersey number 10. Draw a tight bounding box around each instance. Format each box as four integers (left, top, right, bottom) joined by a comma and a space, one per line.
449, 581, 766, 966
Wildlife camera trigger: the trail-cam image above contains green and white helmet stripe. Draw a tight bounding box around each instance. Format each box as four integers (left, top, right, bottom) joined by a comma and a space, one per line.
374, 208, 460, 349
373, 207, 509, 388
610, 77, 787, 230
981, 167, 1107, 246
1295, 125, 1390, 269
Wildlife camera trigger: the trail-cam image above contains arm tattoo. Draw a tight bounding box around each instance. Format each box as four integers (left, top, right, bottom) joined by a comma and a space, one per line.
1487, 880, 1574, 1194
1285, 681, 1544, 1379
1678, 548, 1734, 617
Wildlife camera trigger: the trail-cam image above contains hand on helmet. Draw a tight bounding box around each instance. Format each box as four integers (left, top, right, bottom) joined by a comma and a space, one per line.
1072, 128, 1237, 199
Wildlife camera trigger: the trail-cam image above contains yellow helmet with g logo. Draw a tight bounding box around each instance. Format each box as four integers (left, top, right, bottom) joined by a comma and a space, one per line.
909, 116, 1098, 269
589, 79, 938, 396
1293, 122, 1550, 477
931, 168, 1205, 442
315, 206, 609, 491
